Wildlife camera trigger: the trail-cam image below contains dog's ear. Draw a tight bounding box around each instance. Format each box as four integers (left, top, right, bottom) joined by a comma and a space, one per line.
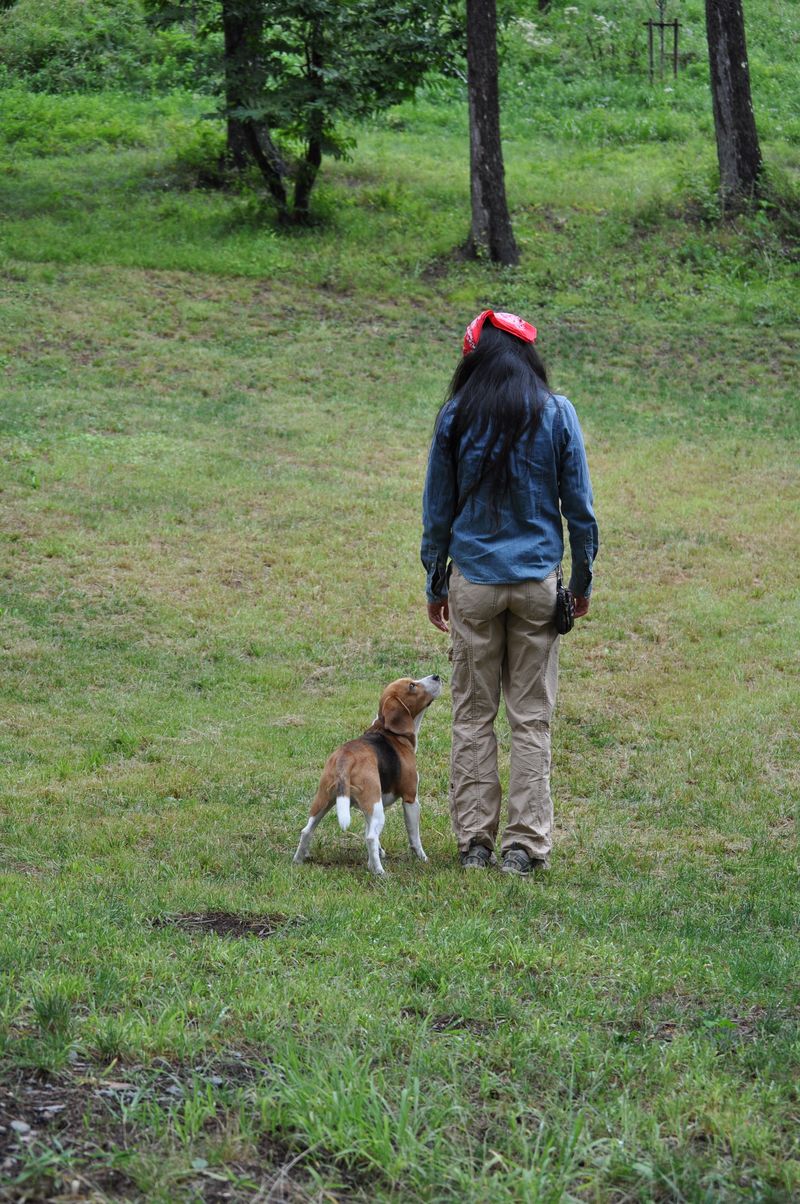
381, 696, 414, 737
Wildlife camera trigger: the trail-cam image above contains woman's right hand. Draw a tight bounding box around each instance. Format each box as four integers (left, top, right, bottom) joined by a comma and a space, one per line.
427, 599, 450, 633
573, 595, 590, 618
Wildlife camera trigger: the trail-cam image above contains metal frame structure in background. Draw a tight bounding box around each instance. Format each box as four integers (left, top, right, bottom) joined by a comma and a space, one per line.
644, 19, 680, 83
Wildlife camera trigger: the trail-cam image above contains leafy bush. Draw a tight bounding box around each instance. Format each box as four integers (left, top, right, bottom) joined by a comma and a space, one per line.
0, 0, 149, 91
0, 0, 220, 93
159, 118, 227, 187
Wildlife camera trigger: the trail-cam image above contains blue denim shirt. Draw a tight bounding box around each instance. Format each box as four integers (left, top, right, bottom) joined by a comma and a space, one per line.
421, 392, 598, 602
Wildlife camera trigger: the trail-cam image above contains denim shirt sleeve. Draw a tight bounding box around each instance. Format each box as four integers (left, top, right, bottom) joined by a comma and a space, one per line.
420, 413, 457, 602
558, 399, 599, 597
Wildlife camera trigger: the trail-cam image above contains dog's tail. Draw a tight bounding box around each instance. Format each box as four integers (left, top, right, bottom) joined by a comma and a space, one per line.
335, 759, 351, 831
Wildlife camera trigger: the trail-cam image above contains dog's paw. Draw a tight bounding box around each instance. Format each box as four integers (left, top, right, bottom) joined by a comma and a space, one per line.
415, 849, 429, 863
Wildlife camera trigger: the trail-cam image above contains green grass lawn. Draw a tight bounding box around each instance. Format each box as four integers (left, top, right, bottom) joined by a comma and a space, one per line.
1, 20, 800, 1199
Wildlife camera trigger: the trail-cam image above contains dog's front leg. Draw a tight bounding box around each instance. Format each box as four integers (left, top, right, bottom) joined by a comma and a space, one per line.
403, 793, 428, 863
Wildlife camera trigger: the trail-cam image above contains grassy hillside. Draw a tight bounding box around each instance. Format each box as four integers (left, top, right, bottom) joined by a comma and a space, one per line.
1, 2, 799, 1198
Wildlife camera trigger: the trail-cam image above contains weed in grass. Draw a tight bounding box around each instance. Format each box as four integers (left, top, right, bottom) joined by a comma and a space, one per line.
91, 1015, 140, 1067
30, 988, 73, 1040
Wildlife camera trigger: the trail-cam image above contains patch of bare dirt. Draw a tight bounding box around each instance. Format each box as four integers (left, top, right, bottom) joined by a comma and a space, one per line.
152, 911, 301, 939
0, 1068, 137, 1201
646, 996, 800, 1045
0, 1057, 365, 1202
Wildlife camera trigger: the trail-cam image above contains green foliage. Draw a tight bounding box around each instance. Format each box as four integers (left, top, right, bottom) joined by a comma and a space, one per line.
0, 86, 199, 155
2, 0, 800, 213
167, 115, 227, 185
212, 0, 461, 219
0, 0, 220, 92
128, 0, 461, 217
759, 163, 800, 248
249, 0, 458, 155
0, 0, 150, 91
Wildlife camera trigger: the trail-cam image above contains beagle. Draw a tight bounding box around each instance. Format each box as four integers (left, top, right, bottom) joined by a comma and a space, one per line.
293, 675, 443, 875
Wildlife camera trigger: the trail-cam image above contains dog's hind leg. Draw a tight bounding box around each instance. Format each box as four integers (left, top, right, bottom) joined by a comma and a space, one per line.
293, 789, 333, 865
364, 800, 386, 876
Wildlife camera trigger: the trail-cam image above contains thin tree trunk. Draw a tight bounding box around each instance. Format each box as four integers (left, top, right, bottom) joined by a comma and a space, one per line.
466, 0, 518, 265
243, 122, 290, 218
293, 39, 324, 222
705, 0, 763, 208
293, 133, 322, 223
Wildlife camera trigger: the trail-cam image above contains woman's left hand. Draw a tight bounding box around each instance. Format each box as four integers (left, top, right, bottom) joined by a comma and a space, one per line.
427, 600, 449, 633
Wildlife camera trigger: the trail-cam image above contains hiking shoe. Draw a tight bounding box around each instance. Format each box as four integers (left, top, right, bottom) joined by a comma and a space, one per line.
500, 846, 547, 876
460, 842, 492, 869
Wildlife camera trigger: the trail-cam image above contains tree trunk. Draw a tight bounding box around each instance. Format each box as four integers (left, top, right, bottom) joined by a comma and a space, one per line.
293, 38, 324, 223
293, 133, 322, 223
221, 0, 289, 216
466, 0, 519, 265
243, 122, 290, 218
705, 0, 763, 208
221, 0, 259, 170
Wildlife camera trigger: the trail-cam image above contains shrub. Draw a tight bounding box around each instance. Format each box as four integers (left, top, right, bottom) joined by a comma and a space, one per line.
160, 118, 228, 188
0, 0, 220, 93
0, 0, 148, 91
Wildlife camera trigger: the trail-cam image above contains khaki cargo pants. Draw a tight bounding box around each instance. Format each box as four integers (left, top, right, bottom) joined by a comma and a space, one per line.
448, 565, 560, 861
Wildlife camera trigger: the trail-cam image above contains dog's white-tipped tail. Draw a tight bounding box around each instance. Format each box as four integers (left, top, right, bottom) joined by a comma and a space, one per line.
334, 759, 351, 830
336, 795, 351, 831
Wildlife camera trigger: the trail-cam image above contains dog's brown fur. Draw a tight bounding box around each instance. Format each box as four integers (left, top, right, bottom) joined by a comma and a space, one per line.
293, 675, 441, 874
311, 678, 428, 817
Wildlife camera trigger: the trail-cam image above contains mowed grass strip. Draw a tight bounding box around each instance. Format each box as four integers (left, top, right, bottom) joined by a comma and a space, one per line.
1, 79, 799, 1204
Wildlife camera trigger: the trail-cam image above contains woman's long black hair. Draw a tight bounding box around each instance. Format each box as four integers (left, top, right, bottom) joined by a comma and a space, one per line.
434, 322, 550, 519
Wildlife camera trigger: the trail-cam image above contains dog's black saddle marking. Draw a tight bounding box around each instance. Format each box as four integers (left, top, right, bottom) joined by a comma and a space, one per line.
361, 731, 401, 794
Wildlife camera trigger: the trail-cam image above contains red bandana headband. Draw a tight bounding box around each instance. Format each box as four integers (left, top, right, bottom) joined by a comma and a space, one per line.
463, 309, 537, 356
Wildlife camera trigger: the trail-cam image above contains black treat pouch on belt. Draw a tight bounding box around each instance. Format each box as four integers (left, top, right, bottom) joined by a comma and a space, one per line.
555, 564, 575, 635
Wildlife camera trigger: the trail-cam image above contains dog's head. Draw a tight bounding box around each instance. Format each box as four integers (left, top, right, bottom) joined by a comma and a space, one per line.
379, 675, 443, 738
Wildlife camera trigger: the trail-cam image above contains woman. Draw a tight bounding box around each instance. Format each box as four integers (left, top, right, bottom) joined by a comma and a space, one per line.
421, 310, 598, 875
